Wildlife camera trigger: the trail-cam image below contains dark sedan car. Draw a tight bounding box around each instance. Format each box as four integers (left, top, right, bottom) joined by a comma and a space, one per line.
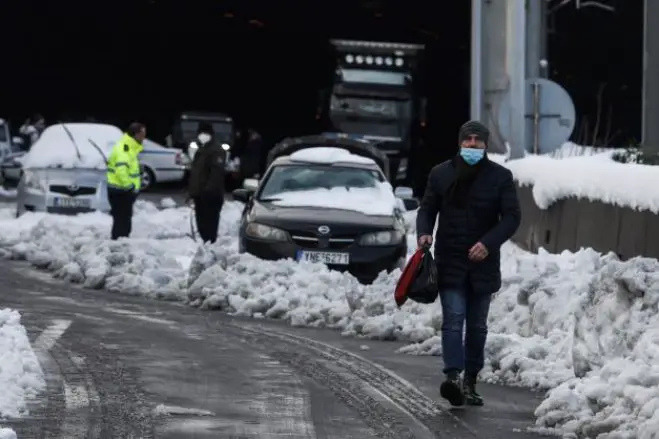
231, 139, 418, 284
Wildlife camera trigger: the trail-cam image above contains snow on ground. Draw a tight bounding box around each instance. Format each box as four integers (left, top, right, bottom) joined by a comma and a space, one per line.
0, 309, 46, 438
0, 197, 658, 437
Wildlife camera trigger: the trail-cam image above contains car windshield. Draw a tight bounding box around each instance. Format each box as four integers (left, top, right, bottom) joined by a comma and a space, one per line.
258, 164, 383, 199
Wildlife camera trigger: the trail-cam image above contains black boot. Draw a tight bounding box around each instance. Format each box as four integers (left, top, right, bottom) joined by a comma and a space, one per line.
440, 370, 465, 406
463, 375, 484, 406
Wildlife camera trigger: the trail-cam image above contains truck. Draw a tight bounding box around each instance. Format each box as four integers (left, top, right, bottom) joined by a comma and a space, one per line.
166, 111, 242, 187
316, 39, 427, 184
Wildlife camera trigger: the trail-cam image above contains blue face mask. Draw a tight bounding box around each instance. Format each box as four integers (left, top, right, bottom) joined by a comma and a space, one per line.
460, 147, 485, 165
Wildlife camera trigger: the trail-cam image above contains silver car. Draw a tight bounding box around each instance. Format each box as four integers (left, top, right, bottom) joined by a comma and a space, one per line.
15, 123, 121, 217
17, 168, 110, 216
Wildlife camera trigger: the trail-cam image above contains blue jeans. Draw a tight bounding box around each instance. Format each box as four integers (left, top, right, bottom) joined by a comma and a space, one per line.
440, 284, 491, 376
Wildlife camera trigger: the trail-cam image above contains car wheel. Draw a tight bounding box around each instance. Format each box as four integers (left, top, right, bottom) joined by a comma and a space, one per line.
141, 167, 156, 191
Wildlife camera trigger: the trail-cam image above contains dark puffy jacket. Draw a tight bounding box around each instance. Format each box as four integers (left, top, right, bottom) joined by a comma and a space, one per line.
188, 142, 226, 198
416, 158, 521, 294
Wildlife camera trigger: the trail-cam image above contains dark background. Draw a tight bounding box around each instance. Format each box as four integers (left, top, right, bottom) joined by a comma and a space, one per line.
1, 0, 643, 168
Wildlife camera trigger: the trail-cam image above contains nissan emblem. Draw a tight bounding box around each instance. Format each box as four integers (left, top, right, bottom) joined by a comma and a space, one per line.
317, 225, 330, 235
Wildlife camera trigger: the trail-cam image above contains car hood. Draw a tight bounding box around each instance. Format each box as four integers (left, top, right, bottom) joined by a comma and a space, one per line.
251, 201, 397, 234
27, 168, 105, 187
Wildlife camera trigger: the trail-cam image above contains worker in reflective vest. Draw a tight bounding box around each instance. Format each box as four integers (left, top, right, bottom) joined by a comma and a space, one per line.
106, 122, 146, 240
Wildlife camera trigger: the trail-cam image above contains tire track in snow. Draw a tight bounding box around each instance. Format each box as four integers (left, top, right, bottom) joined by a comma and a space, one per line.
241, 353, 317, 438
228, 322, 480, 438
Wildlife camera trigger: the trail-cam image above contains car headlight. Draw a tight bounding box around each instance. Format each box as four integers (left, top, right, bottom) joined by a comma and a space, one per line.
359, 230, 404, 246
245, 223, 290, 242
221, 143, 231, 151
22, 170, 47, 192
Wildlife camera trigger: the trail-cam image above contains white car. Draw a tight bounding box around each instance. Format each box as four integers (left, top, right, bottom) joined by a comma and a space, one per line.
5, 123, 188, 191
15, 123, 186, 216
140, 138, 189, 190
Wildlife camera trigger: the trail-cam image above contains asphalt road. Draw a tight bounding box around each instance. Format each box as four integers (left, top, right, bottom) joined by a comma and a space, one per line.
0, 260, 550, 439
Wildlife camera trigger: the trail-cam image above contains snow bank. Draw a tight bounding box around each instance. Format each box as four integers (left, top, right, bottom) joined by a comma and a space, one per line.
498, 149, 659, 213
0, 309, 46, 438
0, 200, 243, 298
2, 200, 659, 436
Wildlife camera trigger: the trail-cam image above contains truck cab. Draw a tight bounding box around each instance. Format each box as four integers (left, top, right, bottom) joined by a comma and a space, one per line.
169, 112, 236, 162
317, 40, 427, 184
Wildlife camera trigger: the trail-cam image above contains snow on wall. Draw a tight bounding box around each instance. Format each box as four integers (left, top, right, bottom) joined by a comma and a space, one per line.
0, 200, 658, 437
490, 146, 659, 214
0, 309, 46, 438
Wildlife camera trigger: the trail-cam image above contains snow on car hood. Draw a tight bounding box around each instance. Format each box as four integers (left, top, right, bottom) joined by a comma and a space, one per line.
268, 182, 398, 216
21, 123, 119, 170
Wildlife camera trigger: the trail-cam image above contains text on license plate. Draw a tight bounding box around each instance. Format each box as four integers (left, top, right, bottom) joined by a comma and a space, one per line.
296, 251, 350, 265
53, 197, 91, 208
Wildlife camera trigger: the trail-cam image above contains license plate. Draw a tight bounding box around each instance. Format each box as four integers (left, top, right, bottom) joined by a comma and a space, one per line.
53, 197, 91, 208
296, 251, 350, 265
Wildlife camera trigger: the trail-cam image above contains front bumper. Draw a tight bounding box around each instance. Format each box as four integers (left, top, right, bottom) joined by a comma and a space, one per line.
18, 188, 110, 216
241, 236, 406, 283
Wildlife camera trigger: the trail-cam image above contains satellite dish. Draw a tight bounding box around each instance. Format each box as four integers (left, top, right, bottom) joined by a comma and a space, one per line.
497, 78, 576, 155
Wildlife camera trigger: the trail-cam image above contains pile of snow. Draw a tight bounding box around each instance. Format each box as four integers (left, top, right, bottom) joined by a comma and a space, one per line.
0, 200, 242, 298
0, 309, 46, 439
21, 123, 120, 170
492, 148, 659, 213
2, 198, 659, 436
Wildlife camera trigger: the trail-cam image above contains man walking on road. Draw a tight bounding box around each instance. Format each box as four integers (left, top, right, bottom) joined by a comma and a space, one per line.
187, 122, 226, 243
106, 122, 146, 240
416, 120, 520, 407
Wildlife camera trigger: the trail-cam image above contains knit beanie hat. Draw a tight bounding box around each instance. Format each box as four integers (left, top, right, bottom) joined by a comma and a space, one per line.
458, 120, 490, 147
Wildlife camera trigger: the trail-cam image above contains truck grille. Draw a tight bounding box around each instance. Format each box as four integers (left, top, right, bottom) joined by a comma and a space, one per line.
49, 185, 97, 197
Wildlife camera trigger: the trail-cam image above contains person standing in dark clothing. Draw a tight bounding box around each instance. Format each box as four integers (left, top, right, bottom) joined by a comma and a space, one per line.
240, 128, 263, 179
416, 120, 521, 407
187, 123, 226, 243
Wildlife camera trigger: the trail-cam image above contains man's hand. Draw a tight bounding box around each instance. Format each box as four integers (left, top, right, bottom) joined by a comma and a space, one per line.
418, 235, 433, 248
468, 242, 489, 262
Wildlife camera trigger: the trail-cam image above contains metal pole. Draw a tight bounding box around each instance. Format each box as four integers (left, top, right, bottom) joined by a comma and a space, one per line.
526, 0, 540, 79
532, 82, 541, 154
641, 0, 659, 153
470, 0, 483, 121
506, 0, 526, 159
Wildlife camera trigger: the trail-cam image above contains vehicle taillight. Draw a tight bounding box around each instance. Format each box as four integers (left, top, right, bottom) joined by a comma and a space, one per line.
175, 151, 183, 165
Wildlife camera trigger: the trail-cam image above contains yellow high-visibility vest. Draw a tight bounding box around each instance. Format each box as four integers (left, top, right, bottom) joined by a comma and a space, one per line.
106, 133, 143, 191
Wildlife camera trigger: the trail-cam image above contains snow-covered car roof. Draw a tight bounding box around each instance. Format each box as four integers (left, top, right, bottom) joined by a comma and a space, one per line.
288, 147, 378, 166
22, 123, 121, 170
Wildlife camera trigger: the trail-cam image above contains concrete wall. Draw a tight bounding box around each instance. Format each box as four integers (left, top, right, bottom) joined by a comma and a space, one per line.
512, 185, 659, 260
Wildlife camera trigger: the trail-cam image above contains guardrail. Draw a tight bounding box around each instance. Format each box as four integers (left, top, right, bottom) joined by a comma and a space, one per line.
511, 185, 659, 260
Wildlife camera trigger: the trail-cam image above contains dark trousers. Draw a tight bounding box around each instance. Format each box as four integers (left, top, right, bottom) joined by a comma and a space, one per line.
440, 281, 492, 377
108, 188, 135, 240
193, 195, 223, 243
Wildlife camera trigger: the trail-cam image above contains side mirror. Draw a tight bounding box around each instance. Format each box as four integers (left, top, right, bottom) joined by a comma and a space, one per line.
394, 186, 413, 199
232, 188, 251, 203
243, 178, 259, 192
403, 198, 420, 211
